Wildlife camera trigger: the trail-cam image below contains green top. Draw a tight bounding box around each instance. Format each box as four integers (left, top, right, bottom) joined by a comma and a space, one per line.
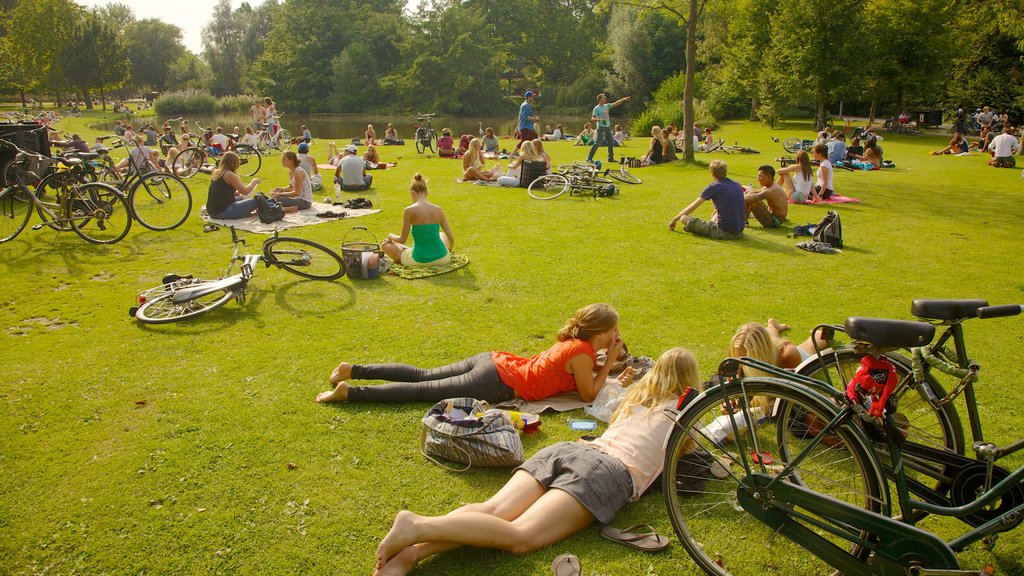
410, 223, 448, 263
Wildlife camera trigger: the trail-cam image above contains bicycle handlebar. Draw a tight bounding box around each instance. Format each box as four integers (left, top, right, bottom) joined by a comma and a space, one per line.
977, 304, 1023, 319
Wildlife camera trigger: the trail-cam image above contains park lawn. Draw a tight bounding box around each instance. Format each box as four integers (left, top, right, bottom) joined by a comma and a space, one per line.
2, 110, 1023, 575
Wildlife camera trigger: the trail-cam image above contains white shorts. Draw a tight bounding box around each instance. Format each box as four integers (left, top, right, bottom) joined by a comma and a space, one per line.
400, 248, 451, 267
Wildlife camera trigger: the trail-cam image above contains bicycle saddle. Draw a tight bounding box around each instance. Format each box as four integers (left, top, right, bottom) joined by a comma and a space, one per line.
845, 317, 935, 349
67, 151, 100, 160
911, 299, 989, 322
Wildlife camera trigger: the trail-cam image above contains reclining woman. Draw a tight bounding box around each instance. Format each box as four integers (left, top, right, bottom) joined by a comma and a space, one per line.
775, 150, 814, 203
371, 347, 700, 576
317, 303, 624, 404
206, 151, 261, 219
379, 173, 454, 267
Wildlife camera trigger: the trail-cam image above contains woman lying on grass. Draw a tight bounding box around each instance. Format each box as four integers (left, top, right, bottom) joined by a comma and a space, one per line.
371, 347, 699, 576
317, 303, 624, 404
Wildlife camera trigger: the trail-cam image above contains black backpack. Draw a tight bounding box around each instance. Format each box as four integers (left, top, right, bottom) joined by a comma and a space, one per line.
812, 210, 843, 248
254, 192, 285, 224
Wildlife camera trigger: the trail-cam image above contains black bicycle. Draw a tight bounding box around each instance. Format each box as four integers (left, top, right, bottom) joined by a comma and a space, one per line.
414, 113, 438, 155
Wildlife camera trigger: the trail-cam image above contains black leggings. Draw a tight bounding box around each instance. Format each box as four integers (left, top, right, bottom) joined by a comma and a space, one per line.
347, 352, 515, 403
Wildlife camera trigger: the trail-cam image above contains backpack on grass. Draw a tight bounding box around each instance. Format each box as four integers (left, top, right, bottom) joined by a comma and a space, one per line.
254, 192, 284, 224
812, 210, 843, 248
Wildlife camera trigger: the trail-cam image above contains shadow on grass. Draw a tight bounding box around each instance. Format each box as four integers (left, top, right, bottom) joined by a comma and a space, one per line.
274, 277, 357, 316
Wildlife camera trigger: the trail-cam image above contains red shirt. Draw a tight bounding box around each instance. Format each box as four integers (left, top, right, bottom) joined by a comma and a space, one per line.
492, 339, 595, 401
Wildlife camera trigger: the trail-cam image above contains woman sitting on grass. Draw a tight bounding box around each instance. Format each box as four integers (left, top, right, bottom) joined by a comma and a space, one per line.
727, 320, 829, 414
530, 138, 552, 172
270, 150, 313, 212
317, 303, 624, 404
641, 126, 666, 165
376, 173, 454, 268
496, 140, 542, 187
206, 151, 261, 219
370, 347, 699, 576
776, 150, 814, 203
462, 138, 501, 181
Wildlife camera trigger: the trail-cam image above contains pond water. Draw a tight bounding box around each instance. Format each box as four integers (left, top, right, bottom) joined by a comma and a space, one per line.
97, 113, 603, 141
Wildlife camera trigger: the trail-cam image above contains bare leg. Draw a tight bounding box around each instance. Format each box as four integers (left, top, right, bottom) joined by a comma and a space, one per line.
766, 318, 790, 337
777, 173, 795, 196
463, 167, 489, 181
382, 240, 409, 262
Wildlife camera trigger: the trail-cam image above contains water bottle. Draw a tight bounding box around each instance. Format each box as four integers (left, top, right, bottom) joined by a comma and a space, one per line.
333, 182, 341, 199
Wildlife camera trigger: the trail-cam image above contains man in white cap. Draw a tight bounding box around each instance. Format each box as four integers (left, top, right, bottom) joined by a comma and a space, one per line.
335, 144, 372, 191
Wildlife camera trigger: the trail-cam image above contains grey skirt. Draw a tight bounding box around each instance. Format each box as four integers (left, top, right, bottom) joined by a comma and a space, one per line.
517, 441, 633, 524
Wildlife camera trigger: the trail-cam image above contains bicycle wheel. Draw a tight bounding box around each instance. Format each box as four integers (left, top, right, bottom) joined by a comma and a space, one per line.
589, 176, 613, 185
135, 284, 236, 324
257, 132, 272, 155
0, 185, 33, 242
609, 169, 641, 184
263, 237, 346, 280
665, 377, 887, 576
129, 172, 193, 231
68, 182, 132, 244
276, 129, 293, 151
427, 129, 437, 153
783, 137, 803, 153
527, 174, 569, 200
171, 147, 204, 178
233, 145, 262, 177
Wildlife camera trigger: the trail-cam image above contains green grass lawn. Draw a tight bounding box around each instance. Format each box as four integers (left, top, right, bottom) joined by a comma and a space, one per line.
2, 110, 1023, 575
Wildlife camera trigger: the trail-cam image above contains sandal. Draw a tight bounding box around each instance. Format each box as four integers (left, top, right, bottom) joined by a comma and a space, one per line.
551, 553, 581, 576
202, 223, 220, 233
600, 523, 670, 552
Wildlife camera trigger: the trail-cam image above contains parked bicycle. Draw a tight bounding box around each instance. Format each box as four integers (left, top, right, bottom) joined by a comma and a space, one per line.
0, 139, 131, 244
130, 226, 345, 323
255, 113, 292, 155
662, 302, 1024, 576
171, 122, 262, 179
720, 143, 761, 154
413, 113, 438, 155
783, 137, 816, 153
527, 162, 617, 200
884, 116, 923, 136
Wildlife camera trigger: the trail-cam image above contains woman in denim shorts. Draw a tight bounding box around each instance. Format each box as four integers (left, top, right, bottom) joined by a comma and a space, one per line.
373, 348, 700, 574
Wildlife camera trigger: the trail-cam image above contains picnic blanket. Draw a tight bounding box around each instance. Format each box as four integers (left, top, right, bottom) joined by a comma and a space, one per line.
790, 194, 860, 205
388, 253, 470, 279
454, 178, 503, 187
200, 201, 380, 234
495, 392, 588, 414
317, 162, 397, 172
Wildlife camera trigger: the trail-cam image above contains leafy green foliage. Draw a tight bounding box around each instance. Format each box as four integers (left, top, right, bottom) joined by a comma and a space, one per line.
58, 11, 129, 106
124, 19, 186, 92
153, 89, 217, 115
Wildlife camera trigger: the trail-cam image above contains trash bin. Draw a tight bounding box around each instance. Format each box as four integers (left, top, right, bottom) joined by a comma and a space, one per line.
0, 123, 50, 186
914, 110, 943, 128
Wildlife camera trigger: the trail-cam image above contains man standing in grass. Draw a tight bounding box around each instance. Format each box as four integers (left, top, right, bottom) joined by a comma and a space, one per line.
585, 93, 630, 164
512, 90, 539, 156
668, 160, 745, 240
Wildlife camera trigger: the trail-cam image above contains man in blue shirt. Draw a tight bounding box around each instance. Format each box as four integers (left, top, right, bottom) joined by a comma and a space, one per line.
668, 160, 745, 240
586, 93, 630, 164
512, 90, 539, 155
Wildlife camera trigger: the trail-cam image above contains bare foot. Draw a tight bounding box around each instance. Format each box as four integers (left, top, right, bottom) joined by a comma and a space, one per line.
373, 545, 420, 576
315, 381, 349, 403
330, 362, 353, 384
767, 318, 790, 333
376, 511, 420, 568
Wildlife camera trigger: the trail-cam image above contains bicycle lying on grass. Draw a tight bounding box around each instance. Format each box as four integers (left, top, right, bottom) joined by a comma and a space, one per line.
130, 227, 345, 323
662, 300, 1024, 576
527, 161, 634, 200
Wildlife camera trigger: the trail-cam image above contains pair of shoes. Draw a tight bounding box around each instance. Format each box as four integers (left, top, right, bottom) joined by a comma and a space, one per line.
551, 553, 581, 576
600, 524, 670, 551
315, 210, 347, 219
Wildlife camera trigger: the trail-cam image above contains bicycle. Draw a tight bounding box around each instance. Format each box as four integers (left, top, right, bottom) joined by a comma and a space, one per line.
413, 113, 438, 155
527, 162, 616, 200
255, 113, 292, 155
130, 226, 346, 324
663, 305, 1024, 576
720, 143, 761, 154
604, 161, 641, 184
0, 139, 131, 244
783, 137, 815, 153
884, 116, 923, 136
93, 137, 194, 231
172, 122, 262, 179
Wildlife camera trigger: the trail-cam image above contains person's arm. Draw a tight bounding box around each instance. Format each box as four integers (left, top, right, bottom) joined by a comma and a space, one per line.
644, 137, 656, 158
668, 197, 705, 230
610, 96, 631, 108
439, 212, 454, 250
388, 208, 413, 244
745, 187, 770, 202
224, 171, 259, 196
567, 346, 620, 403
462, 154, 471, 170
275, 169, 303, 198
821, 163, 831, 186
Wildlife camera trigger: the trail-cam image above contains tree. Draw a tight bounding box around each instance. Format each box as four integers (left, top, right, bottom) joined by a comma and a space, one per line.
124, 19, 185, 93
5, 0, 79, 105
202, 0, 246, 95
605, 5, 687, 104
59, 13, 129, 107
168, 52, 213, 91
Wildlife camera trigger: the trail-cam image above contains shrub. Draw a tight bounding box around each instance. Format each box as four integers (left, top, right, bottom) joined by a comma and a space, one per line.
631, 99, 717, 136
153, 90, 216, 115
215, 94, 260, 112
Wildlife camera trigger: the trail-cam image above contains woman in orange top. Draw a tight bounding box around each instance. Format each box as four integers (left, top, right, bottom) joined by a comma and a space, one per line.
316, 304, 623, 404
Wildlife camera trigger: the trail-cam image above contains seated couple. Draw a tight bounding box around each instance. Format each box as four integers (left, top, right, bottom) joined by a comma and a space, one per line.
368, 345, 700, 576
463, 140, 550, 185
332, 144, 373, 191
379, 173, 454, 268
206, 151, 313, 219
778, 146, 834, 203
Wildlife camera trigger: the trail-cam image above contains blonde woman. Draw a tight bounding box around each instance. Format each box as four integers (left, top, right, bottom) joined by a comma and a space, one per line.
776, 150, 814, 203
365, 124, 378, 146
317, 303, 624, 404
372, 348, 700, 575
206, 151, 261, 219
380, 172, 454, 268
642, 126, 666, 164
462, 138, 500, 181
729, 320, 830, 373
530, 138, 552, 171
497, 140, 542, 187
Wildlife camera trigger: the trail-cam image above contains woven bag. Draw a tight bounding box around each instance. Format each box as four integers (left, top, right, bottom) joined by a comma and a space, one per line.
420, 397, 524, 472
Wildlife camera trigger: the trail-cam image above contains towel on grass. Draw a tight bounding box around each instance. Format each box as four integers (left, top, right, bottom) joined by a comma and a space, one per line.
454, 178, 503, 187
201, 201, 380, 234
388, 253, 470, 279
790, 194, 860, 205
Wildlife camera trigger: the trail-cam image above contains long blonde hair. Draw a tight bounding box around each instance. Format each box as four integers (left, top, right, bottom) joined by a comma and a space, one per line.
465, 138, 483, 167
511, 140, 541, 168
212, 151, 239, 180
728, 322, 780, 378
556, 303, 618, 342
611, 347, 700, 423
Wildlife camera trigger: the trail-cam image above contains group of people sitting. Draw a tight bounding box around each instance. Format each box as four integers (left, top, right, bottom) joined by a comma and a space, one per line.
461, 137, 551, 185
313, 302, 824, 575
932, 125, 1020, 168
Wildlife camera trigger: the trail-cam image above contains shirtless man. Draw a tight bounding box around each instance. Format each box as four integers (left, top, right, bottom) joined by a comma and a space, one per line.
744, 164, 788, 228
249, 100, 265, 130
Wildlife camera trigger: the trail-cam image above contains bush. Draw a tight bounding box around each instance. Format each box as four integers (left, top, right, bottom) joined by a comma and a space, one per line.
215, 94, 260, 112
153, 90, 216, 115
631, 99, 717, 136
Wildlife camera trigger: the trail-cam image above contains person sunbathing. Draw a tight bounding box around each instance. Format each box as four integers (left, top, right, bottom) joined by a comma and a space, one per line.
317, 303, 624, 404
930, 132, 968, 156
371, 347, 700, 576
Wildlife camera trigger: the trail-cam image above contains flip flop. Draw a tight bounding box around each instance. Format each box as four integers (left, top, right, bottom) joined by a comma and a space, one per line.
551, 553, 581, 576
600, 524, 670, 552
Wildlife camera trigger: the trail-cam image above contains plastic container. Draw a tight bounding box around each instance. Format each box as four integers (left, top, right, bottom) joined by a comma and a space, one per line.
702, 406, 766, 443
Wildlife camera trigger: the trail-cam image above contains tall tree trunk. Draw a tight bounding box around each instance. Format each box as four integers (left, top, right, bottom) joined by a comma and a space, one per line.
868, 94, 878, 125
682, 0, 698, 162
816, 96, 827, 131
82, 88, 93, 109
19, 90, 26, 108
100, 87, 106, 111
750, 95, 759, 122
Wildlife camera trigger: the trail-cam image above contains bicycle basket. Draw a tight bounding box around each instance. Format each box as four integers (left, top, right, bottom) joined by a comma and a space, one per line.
341, 226, 383, 280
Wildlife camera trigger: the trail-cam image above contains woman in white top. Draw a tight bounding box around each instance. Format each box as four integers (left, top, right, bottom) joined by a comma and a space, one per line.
496, 140, 542, 187
272, 150, 313, 212
373, 348, 700, 575
776, 150, 814, 203
242, 126, 259, 148
462, 138, 501, 181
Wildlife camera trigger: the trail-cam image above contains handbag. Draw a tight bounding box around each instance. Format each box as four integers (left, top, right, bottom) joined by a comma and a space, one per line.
420, 397, 524, 472
254, 192, 284, 224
